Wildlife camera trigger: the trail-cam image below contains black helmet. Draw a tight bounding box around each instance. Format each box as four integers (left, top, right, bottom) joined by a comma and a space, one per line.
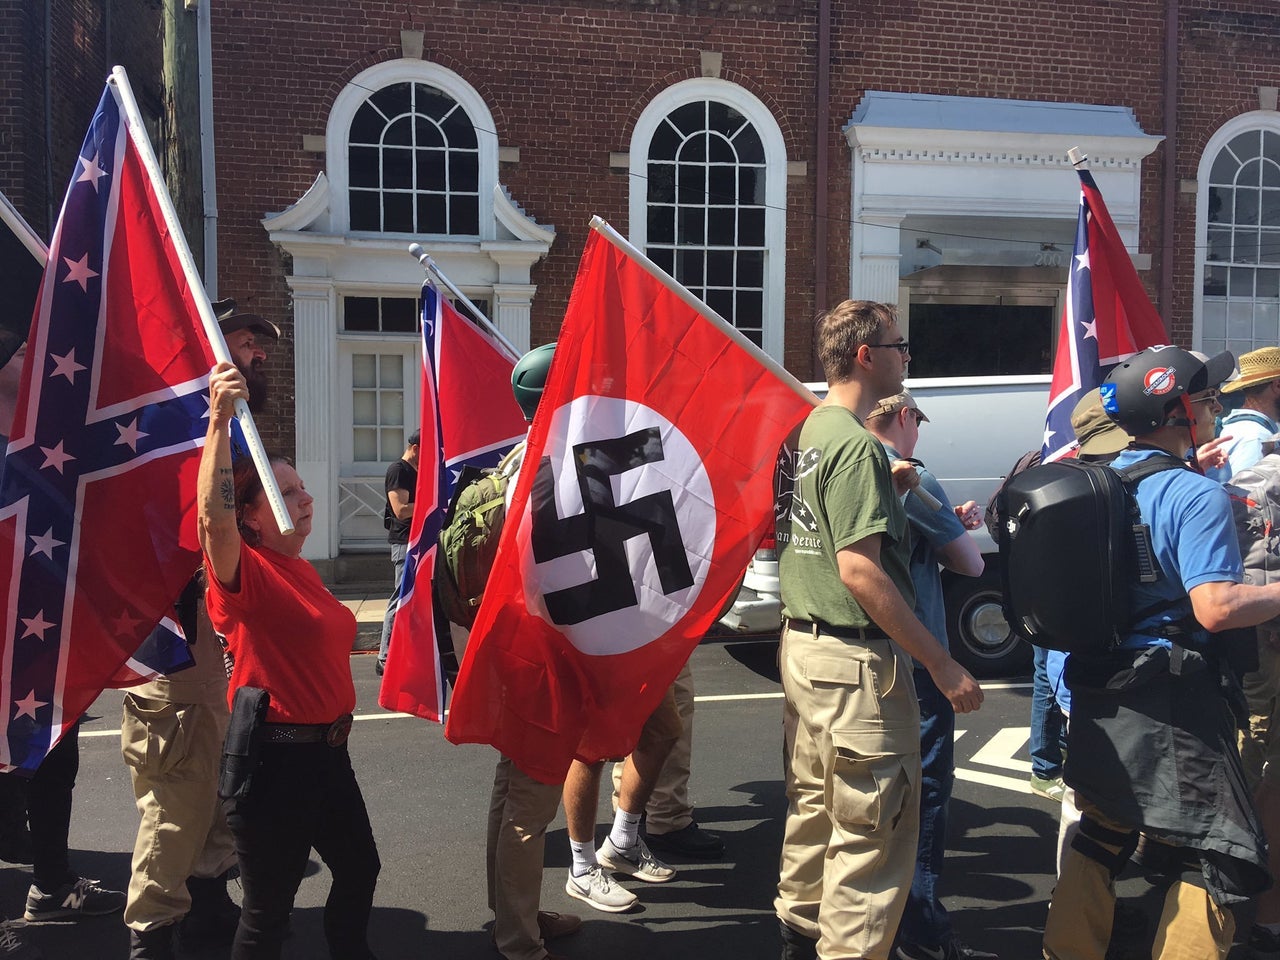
511, 342, 556, 421
1100, 345, 1234, 436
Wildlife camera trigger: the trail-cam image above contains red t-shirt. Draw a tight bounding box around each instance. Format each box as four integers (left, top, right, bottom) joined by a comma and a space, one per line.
205, 543, 358, 724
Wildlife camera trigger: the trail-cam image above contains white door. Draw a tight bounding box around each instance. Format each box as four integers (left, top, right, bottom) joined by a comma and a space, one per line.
336, 340, 420, 550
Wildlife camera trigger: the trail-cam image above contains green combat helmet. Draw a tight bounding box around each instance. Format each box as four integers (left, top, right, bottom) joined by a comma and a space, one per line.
511, 341, 556, 422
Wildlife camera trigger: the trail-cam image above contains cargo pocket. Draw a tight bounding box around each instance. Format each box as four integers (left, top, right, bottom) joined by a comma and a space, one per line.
829, 725, 919, 834
122, 696, 192, 775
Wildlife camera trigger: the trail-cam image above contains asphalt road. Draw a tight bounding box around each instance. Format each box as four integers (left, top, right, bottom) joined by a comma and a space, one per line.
0, 638, 1098, 959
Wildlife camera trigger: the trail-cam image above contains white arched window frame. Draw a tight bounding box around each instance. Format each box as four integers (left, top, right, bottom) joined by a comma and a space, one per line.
628, 78, 786, 361
1195, 111, 1280, 356
326, 59, 499, 239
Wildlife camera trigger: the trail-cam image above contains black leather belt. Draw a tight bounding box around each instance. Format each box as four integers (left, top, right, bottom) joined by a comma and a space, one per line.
784, 618, 889, 642
261, 714, 353, 747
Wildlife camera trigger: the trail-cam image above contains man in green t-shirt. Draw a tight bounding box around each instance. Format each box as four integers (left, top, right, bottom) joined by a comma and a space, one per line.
774, 300, 983, 960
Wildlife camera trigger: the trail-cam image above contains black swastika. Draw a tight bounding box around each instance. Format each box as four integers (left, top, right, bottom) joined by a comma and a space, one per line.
531, 426, 695, 626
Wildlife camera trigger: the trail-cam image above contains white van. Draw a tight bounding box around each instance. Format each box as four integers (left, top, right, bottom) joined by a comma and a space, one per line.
719, 374, 1052, 678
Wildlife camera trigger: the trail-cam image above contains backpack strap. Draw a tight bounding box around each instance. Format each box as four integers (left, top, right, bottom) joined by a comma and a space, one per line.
1111, 454, 1201, 642
1224, 410, 1277, 433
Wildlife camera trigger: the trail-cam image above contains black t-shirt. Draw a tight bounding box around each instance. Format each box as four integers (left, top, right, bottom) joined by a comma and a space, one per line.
383, 458, 417, 544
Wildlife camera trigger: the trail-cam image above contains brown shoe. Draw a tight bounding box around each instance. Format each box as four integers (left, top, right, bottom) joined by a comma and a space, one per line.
537, 911, 582, 942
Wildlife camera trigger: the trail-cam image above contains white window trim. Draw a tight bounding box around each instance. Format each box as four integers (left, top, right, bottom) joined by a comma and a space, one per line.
627, 78, 787, 362
326, 58, 498, 239
1193, 110, 1280, 351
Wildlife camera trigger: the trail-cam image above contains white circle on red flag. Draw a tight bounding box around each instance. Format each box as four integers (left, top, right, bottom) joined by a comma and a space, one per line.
518, 395, 715, 656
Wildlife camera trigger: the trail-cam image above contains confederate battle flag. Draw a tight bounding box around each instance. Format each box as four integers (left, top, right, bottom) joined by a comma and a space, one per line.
377, 284, 526, 722
445, 222, 813, 783
1042, 166, 1169, 462
0, 77, 214, 773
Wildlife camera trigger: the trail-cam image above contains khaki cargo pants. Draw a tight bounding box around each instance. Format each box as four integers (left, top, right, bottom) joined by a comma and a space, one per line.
121, 695, 237, 931
775, 623, 921, 960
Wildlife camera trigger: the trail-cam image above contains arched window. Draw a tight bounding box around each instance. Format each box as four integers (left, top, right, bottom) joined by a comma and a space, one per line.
630, 79, 786, 359
326, 60, 498, 238
347, 82, 480, 235
1196, 114, 1280, 355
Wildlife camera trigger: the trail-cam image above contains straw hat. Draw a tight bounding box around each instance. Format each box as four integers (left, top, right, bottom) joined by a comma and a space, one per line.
1071, 388, 1131, 456
1221, 346, 1280, 394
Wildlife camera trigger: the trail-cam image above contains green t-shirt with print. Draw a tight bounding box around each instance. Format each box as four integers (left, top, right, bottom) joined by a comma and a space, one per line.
775, 404, 914, 628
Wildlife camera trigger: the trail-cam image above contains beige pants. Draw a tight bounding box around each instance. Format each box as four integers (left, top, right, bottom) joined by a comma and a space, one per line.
121, 695, 237, 931
1044, 801, 1234, 960
486, 754, 564, 960
611, 662, 696, 833
775, 625, 922, 960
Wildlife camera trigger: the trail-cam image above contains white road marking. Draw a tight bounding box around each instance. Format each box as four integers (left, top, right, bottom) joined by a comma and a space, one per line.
969, 727, 1032, 774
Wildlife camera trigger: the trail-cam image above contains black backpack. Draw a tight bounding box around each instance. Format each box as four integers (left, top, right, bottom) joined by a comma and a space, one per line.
996, 456, 1189, 654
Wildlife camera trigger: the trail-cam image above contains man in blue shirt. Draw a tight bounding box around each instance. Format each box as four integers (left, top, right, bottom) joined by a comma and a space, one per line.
1214, 346, 1280, 480
1043, 345, 1280, 960
866, 392, 990, 960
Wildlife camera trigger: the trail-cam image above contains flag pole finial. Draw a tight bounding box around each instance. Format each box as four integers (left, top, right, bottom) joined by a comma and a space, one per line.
406, 243, 520, 362
1068, 146, 1088, 168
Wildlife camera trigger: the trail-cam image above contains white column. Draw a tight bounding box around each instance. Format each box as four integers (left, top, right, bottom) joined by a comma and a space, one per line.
492, 283, 535, 352
852, 213, 904, 305
288, 277, 338, 560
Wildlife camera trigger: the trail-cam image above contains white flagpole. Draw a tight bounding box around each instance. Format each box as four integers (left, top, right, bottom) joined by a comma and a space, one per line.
0, 191, 47, 266
407, 243, 521, 362
108, 65, 293, 535
589, 216, 817, 406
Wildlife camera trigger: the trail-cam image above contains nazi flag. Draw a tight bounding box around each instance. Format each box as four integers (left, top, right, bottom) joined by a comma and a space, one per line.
445, 226, 812, 783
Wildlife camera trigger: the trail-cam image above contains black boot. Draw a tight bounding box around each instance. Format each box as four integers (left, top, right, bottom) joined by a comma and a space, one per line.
179, 873, 240, 946
129, 925, 176, 960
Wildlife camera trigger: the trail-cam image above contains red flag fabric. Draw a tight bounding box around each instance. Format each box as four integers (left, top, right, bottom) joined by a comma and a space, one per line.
378, 285, 525, 722
0, 83, 213, 772
444, 227, 812, 783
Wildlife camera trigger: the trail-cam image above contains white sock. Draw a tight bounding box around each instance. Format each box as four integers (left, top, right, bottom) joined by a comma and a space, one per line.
609, 809, 642, 851
569, 839, 596, 877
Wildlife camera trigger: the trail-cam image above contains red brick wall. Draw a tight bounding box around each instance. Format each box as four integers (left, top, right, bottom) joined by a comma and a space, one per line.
0, 0, 163, 236
207, 0, 1280, 429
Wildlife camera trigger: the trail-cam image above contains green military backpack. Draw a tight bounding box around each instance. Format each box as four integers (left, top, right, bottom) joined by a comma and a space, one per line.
435, 444, 524, 628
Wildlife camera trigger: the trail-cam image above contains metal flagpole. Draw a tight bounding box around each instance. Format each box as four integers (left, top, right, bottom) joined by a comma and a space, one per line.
407, 243, 521, 361
108, 65, 293, 535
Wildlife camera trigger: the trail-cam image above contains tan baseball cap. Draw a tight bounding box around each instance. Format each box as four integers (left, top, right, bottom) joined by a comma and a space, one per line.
868, 390, 929, 422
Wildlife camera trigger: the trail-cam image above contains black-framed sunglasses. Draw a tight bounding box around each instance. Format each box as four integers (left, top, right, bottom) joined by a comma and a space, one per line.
867, 341, 910, 355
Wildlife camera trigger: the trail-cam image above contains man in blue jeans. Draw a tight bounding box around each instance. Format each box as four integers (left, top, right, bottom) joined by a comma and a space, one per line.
1029, 647, 1068, 801
866, 392, 994, 960
375, 431, 419, 676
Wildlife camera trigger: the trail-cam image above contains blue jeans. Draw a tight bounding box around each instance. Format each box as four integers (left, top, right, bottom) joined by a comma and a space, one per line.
1029, 644, 1066, 779
898, 665, 955, 948
377, 542, 408, 666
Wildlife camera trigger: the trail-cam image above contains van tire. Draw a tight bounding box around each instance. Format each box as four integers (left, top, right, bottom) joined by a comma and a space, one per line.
943, 562, 1031, 679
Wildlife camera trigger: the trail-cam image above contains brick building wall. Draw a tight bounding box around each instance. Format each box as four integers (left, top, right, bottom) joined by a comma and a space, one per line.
0, 0, 163, 239
9, 1, 1280, 538
212, 0, 1255, 399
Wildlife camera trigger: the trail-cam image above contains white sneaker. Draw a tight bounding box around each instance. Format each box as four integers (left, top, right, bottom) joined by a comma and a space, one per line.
564, 865, 637, 913
597, 836, 676, 884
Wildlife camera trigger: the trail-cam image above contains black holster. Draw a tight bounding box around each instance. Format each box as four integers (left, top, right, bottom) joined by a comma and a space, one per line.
218, 686, 270, 801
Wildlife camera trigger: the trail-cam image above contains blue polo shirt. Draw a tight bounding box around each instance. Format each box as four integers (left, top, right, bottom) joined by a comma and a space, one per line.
1110, 448, 1244, 650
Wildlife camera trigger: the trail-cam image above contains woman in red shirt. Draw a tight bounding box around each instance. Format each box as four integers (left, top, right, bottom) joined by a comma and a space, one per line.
198, 361, 380, 960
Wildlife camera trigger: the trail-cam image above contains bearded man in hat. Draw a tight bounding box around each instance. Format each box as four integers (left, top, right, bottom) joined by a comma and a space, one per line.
119, 299, 280, 960
1216, 346, 1280, 477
